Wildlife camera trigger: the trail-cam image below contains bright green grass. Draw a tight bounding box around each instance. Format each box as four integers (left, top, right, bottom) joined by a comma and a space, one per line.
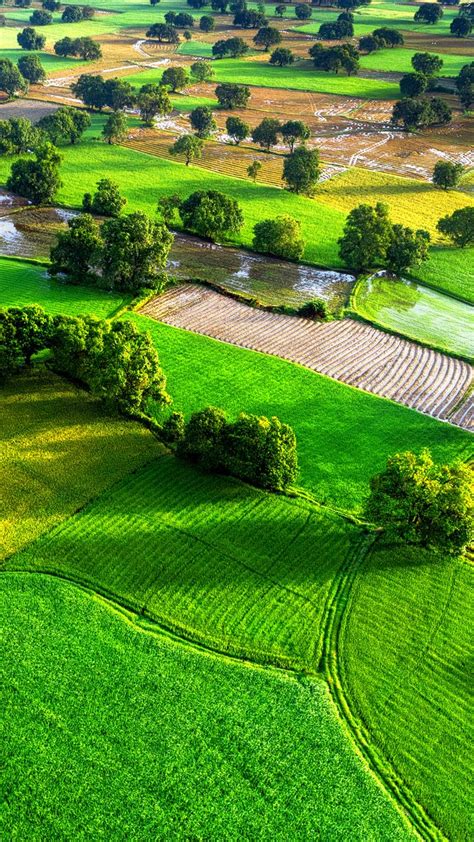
0, 256, 129, 317
7, 455, 362, 670
298, 2, 458, 36
1, 368, 162, 560
341, 545, 474, 841
0, 573, 412, 840
353, 275, 474, 359
411, 246, 474, 304
171, 92, 218, 112
126, 314, 472, 511
177, 39, 214, 58
360, 48, 470, 77
123, 59, 400, 99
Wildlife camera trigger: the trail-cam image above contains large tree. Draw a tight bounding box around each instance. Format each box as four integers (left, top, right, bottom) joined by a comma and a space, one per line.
102, 111, 128, 145
414, 3, 443, 23
282, 146, 320, 194
386, 225, 430, 273
432, 160, 464, 190
189, 105, 216, 138
17, 54, 45, 84
169, 134, 203, 165
252, 117, 281, 150
137, 83, 171, 125
7, 142, 62, 205
253, 215, 305, 261
179, 190, 244, 240
269, 47, 295, 66
101, 213, 174, 292
338, 202, 392, 270
411, 51, 443, 77
225, 115, 249, 144
399, 72, 427, 98
71, 74, 106, 109
38, 106, 90, 145
280, 120, 310, 152
190, 60, 215, 82
253, 26, 281, 51
50, 213, 103, 284
82, 178, 127, 217
161, 66, 189, 92
0, 58, 28, 98
215, 82, 250, 108
17, 26, 45, 50
437, 207, 474, 247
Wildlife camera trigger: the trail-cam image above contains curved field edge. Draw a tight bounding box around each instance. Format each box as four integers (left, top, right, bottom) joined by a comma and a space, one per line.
1, 572, 413, 841
336, 545, 474, 842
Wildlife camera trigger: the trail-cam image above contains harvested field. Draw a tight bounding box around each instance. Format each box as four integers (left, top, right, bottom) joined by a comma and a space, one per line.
140, 284, 474, 430
0, 99, 58, 123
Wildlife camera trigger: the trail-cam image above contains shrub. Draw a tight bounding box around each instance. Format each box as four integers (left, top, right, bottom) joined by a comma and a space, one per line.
298, 298, 328, 319
178, 190, 244, 241
178, 406, 227, 470
82, 178, 126, 217
253, 215, 305, 261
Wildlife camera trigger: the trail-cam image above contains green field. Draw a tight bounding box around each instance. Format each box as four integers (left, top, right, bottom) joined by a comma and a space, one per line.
1, 368, 162, 559
359, 48, 470, 77
413, 246, 474, 304
0, 572, 412, 840
341, 544, 474, 841
353, 275, 474, 359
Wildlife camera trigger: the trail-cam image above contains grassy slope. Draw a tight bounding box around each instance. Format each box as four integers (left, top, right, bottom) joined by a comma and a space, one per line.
0, 573, 412, 841
341, 545, 474, 841
359, 48, 470, 77
412, 247, 474, 304
7, 455, 361, 670
127, 314, 471, 511
352, 275, 474, 359
1, 368, 162, 560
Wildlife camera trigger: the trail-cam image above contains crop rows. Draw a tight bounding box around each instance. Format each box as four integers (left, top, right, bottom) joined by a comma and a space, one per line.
141, 284, 474, 430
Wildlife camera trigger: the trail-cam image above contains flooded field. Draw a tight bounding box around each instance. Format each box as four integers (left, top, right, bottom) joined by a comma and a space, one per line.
0, 206, 75, 258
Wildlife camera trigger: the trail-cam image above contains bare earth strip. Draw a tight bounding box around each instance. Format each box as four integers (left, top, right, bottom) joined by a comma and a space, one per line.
140, 284, 473, 432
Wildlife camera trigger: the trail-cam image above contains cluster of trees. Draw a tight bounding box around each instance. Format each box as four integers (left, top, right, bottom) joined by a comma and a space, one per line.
339, 202, 430, 273
71, 75, 135, 110
398, 52, 444, 99
61, 5, 95, 22
17, 26, 45, 50
437, 207, 474, 247
146, 23, 181, 44
82, 178, 127, 217
54, 36, 102, 60
165, 406, 298, 492
0, 116, 42, 154
0, 57, 29, 97
269, 47, 295, 66
309, 43, 359, 75
50, 209, 173, 292
37, 105, 90, 144
359, 27, 404, 54
7, 142, 62, 205
159, 189, 244, 240
456, 62, 473, 110
253, 214, 305, 260
366, 449, 473, 555
213, 36, 249, 58
190, 60, 215, 82
250, 117, 310, 151
413, 3, 443, 24
0, 306, 168, 417
318, 11, 354, 40
215, 82, 250, 108
450, 12, 472, 37
391, 96, 451, 131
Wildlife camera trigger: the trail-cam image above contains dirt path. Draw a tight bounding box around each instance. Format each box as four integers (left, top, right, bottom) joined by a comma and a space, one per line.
140, 284, 473, 431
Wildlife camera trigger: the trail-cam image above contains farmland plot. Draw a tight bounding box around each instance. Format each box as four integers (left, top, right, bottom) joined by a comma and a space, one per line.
140, 284, 474, 430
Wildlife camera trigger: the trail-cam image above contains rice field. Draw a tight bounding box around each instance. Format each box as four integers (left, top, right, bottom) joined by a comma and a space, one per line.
140, 283, 474, 429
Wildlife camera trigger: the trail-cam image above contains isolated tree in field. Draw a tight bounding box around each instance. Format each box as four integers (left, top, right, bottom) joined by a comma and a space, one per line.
414, 3, 442, 23
30, 9, 52, 25
456, 62, 473, 109
7, 142, 62, 205
226, 115, 249, 144
200, 14, 215, 30
102, 111, 128, 145
247, 160, 262, 182
190, 60, 215, 82
253, 215, 305, 260
157, 193, 182, 225
283, 146, 320, 194
50, 213, 103, 284
399, 72, 427, 98
161, 66, 189, 93
38, 106, 90, 144
213, 37, 249, 58
17, 26, 45, 50
43, 0, 61, 10
0, 59, 28, 98
62, 5, 84, 22
386, 225, 430, 274
372, 27, 404, 46
170, 134, 204, 165
411, 51, 443, 77
179, 190, 244, 240
281, 120, 310, 152
190, 106, 217, 138
137, 83, 171, 125
432, 160, 464, 190
391, 97, 451, 131
437, 207, 474, 247
365, 449, 473, 554
215, 83, 250, 108
252, 118, 281, 150
82, 178, 127, 217
71, 74, 106, 109
295, 3, 312, 18
270, 47, 294, 66
254, 26, 282, 51
450, 16, 472, 36
146, 23, 180, 43
17, 54, 45, 84
275, 4, 287, 16
101, 212, 174, 292
338, 202, 392, 270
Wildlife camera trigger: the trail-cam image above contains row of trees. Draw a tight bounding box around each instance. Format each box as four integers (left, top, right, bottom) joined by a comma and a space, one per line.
27, 4, 94, 25
17, 26, 102, 60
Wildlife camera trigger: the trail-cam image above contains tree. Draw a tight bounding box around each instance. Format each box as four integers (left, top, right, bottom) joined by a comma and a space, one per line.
190, 106, 216, 138
146, 23, 180, 43
54, 36, 76, 56
179, 406, 228, 470
318, 18, 353, 38
215, 82, 250, 108
247, 160, 262, 182
252, 117, 281, 150
311, 43, 360, 75
295, 2, 312, 18
385, 224, 430, 273
137, 83, 171, 125
157, 193, 182, 225
102, 111, 128, 145
83, 178, 127, 217
200, 14, 215, 30
253, 215, 305, 260
187, 0, 207, 7
411, 51, 443, 77
50, 213, 103, 284
211, 0, 228, 11
4, 305, 51, 366
414, 3, 443, 23
269, 47, 294, 66
101, 212, 173, 293
61, 5, 84, 22
71, 74, 106, 109
0, 117, 42, 155
338, 202, 392, 270
74, 37, 102, 61
43, 0, 60, 9
103, 78, 135, 111
253, 26, 282, 50
275, 4, 287, 16
190, 60, 214, 82
29, 9, 52, 25
213, 37, 249, 58
171, 11, 194, 26
17, 54, 45, 84
170, 134, 203, 165
0, 58, 28, 98
38, 106, 90, 144
179, 189, 244, 240
226, 115, 249, 143
161, 66, 189, 92
450, 16, 472, 36
391, 97, 451, 131
359, 35, 383, 53
429, 97, 452, 125
7, 142, 62, 205
456, 62, 473, 109
233, 9, 267, 27
282, 146, 320, 194
365, 449, 473, 554
298, 298, 328, 319
281, 119, 310, 152
399, 72, 427, 98
372, 27, 404, 47
17, 26, 45, 50
432, 160, 464, 190
437, 207, 474, 247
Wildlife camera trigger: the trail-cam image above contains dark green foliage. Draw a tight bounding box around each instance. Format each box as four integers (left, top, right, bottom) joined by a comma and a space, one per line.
190, 60, 214, 82
17, 54, 45, 84
146, 22, 180, 43
0, 58, 28, 97
225, 115, 249, 143
456, 62, 473, 109
29, 9, 52, 25
432, 160, 464, 190
82, 178, 126, 217
399, 72, 427, 98
280, 120, 310, 152
385, 225, 430, 274
282, 146, 320, 194
365, 449, 473, 553
38, 106, 91, 145
437, 207, 474, 247
298, 298, 329, 319
103, 78, 135, 111
338, 202, 392, 270
169, 134, 203, 165
200, 14, 215, 30
178, 406, 228, 469
61, 5, 91, 22
275, 3, 287, 15
50, 214, 103, 284
391, 97, 452, 130
414, 3, 443, 23
233, 8, 267, 27
71, 74, 106, 109
411, 51, 443, 76
310, 43, 359, 75
42, 0, 60, 10
253, 26, 282, 51
190, 106, 216, 138
215, 82, 250, 108
54, 36, 102, 60
161, 66, 189, 92
359, 35, 383, 53
450, 16, 472, 36
253, 215, 305, 260
252, 117, 281, 150
372, 27, 404, 46
269, 47, 295, 66
295, 3, 312, 18
0, 117, 44, 155
157, 193, 182, 225
102, 111, 128, 144
179, 190, 244, 240
100, 213, 173, 292
7, 142, 62, 205
137, 83, 171, 125
161, 410, 185, 444
318, 18, 353, 38
0, 305, 51, 377
17, 26, 45, 50
213, 37, 249, 58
